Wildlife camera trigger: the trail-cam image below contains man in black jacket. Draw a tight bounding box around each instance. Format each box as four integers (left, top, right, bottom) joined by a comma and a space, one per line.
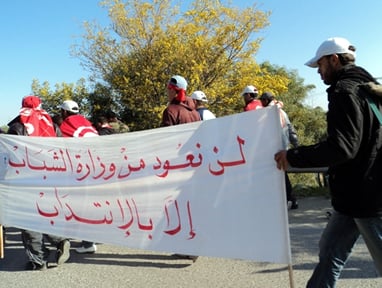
275, 37, 382, 287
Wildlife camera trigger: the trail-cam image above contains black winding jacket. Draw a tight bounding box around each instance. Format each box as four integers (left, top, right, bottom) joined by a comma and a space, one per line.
7, 116, 27, 136
287, 64, 382, 217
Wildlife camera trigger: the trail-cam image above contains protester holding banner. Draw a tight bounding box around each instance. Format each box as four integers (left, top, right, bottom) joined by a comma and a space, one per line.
260, 92, 299, 210
59, 100, 99, 138
51, 114, 63, 137
95, 115, 115, 135
274, 37, 382, 287
162, 75, 200, 262
59, 99, 99, 254
106, 110, 130, 133
241, 85, 263, 111
7, 95, 71, 270
161, 75, 201, 126
191, 90, 216, 120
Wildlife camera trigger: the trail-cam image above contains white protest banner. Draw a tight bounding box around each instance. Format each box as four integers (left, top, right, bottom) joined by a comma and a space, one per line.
0, 106, 291, 264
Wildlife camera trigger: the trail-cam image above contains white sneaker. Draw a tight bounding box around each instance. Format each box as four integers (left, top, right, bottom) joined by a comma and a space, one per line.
75, 244, 97, 254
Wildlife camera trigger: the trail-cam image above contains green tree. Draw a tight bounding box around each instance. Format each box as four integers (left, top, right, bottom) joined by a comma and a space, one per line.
31, 78, 92, 117
258, 63, 327, 145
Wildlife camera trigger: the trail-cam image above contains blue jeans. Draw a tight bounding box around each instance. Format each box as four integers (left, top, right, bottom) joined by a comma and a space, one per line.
306, 211, 382, 288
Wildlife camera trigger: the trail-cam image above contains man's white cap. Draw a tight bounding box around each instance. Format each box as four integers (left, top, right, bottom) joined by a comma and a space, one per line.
168, 75, 188, 90
241, 85, 258, 96
305, 37, 356, 68
59, 100, 79, 113
191, 91, 208, 102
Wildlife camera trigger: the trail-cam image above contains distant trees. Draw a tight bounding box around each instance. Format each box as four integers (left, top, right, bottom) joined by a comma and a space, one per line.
71, 0, 294, 130
30, 0, 326, 148
31, 78, 91, 117
259, 63, 326, 146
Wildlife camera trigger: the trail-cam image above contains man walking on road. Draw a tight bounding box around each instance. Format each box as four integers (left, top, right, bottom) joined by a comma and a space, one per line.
274, 37, 382, 287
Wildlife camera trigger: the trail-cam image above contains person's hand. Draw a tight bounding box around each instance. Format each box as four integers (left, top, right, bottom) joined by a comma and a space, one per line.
274, 150, 289, 171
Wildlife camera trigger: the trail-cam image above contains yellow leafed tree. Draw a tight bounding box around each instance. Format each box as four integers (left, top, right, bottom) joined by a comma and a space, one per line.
74, 0, 290, 130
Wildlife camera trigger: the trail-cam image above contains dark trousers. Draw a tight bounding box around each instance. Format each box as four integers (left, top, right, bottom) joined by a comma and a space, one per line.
285, 173, 296, 203
21, 230, 66, 265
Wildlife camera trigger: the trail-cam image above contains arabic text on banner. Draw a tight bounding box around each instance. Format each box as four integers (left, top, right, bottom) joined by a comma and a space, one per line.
0, 106, 291, 264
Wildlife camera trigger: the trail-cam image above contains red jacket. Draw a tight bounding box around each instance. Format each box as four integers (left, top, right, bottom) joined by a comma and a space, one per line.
162, 97, 200, 126
244, 99, 263, 111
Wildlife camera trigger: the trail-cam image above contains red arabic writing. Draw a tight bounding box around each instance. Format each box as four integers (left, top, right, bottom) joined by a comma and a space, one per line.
36, 188, 195, 240
7, 136, 247, 182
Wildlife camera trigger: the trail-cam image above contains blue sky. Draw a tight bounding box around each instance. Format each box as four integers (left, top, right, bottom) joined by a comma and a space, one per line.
1, 0, 381, 126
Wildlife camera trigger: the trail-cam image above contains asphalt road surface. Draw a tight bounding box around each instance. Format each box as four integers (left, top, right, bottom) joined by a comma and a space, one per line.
1, 196, 381, 288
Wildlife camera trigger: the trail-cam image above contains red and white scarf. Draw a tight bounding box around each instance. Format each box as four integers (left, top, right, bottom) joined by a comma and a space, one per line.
60, 114, 99, 138
19, 95, 56, 137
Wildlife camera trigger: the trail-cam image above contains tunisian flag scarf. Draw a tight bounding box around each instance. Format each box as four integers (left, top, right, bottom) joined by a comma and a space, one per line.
19, 95, 56, 137
60, 114, 99, 138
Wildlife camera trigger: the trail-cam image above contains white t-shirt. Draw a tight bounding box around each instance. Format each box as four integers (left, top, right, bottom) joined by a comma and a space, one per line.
197, 108, 216, 120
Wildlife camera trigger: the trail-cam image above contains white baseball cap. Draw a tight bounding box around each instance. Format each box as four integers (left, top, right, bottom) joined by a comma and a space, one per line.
168, 75, 188, 90
191, 91, 208, 102
59, 100, 79, 113
305, 37, 356, 68
241, 85, 258, 96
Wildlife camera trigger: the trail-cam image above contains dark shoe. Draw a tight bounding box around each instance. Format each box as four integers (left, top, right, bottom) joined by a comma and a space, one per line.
56, 239, 70, 265
172, 254, 198, 262
290, 201, 299, 210
26, 261, 47, 271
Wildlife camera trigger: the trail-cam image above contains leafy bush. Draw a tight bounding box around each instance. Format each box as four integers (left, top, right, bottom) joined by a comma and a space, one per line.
290, 173, 330, 198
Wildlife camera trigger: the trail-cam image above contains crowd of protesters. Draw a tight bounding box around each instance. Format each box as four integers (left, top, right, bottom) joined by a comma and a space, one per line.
0, 73, 307, 271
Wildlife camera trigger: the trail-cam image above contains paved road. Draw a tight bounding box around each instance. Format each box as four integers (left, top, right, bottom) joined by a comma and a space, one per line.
1, 196, 381, 288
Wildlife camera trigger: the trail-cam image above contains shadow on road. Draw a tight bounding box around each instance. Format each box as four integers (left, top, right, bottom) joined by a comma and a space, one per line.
0, 227, 192, 271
